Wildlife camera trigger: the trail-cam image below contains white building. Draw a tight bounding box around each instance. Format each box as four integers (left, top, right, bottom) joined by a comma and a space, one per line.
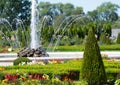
112, 28, 120, 38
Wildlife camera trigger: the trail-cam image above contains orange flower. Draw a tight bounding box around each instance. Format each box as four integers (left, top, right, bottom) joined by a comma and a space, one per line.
0, 67, 5, 71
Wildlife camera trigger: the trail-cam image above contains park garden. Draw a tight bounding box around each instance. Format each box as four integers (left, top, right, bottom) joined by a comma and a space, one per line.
0, 28, 120, 85
0, 1, 120, 51
0, 0, 120, 85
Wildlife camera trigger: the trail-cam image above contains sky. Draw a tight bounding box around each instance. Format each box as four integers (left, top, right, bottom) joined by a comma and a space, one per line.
38, 0, 120, 15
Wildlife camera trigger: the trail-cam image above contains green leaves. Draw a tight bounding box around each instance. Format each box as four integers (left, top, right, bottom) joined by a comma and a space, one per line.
0, 0, 31, 25
117, 33, 120, 44
96, 2, 119, 22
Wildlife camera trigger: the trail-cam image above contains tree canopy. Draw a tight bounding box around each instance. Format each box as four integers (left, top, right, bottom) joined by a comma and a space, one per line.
0, 0, 31, 26
96, 2, 120, 22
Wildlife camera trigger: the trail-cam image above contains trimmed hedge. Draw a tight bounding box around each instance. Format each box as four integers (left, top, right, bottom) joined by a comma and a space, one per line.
45, 44, 120, 52
80, 28, 107, 85
13, 57, 32, 65
0, 60, 120, 82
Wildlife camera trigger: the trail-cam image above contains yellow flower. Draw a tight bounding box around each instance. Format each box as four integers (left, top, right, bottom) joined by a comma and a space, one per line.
2, 79, 8, 83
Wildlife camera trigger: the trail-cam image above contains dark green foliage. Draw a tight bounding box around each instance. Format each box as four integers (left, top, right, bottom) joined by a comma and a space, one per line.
80, 28, 107, 85
17, 28, 29, 47
103, 23, 112, 36
0, 0, 31, 26
13, 57, 32, 65
97, 2, 119, 23
0, 72, 4, 80
105, 36, 111, 45
117, 33, 120, 44
100, 32, 111, 45
100, 32, 106, 44
39, 80, 73, 85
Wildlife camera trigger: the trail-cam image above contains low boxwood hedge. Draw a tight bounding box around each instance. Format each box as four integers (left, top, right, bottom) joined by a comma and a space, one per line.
45, 44, 120, 51
1, 60, 120, 81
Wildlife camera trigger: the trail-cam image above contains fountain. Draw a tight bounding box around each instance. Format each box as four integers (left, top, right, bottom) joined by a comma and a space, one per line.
17, 0, 48, 57
30, 0, 40, 49
0, 1, 120, 66
0, 0, 84, 57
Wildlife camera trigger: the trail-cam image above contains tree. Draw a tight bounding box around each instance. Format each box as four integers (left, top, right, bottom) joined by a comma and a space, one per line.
100, 31, 111, 45
87, 10, 98, 21
105, 36, 111, 45
53, 14, 65, 30
38, 2, 51, 16
80, 28, 107, 85
0, 0, 31, 27
62, 3, 74, 16
103, 23, 112, 36
117, 33, 120, 44
72, 7, 84, 15
96, 2, 119, 22
112, 17, 120, 28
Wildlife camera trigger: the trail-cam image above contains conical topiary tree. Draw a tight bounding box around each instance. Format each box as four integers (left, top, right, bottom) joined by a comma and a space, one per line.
117, 33, 120, 44
80, 28, 107, 85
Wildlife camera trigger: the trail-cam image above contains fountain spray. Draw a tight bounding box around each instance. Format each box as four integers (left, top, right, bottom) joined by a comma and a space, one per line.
30, 0, 40, 49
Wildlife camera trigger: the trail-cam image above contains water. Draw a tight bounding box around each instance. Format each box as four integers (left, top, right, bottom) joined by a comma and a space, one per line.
0, 0, 41, 49
0, 0, 83, 51
0, 18, 28, 48
0, 18, 14, 47
13, 18, 28, 47
47, 15, 83, 51
30, 0, 40, 49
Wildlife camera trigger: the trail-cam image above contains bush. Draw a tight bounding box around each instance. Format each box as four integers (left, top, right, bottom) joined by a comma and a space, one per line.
0, 72, 4, 80
80, 28, 107, 85
73, 80, 88, 85
13, 57, 32, 65
115, 79, 120, 85
100, 32, 106, 44
105, 36, 111, 45
100, 32, 111, 45
116, 33, 120, 44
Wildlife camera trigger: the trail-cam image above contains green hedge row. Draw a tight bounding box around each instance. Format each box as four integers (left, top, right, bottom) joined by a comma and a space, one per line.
46, 44, 120, 51
3, 60, 81, 74
12, 44, 120, 52
1, 60, 120, 81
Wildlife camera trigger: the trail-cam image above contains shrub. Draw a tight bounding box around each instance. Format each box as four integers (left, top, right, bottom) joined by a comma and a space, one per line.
0, 72, 4, 80
100, 32, 111, 45
73, 80, 88, 85
116, 33, 120, 44
105, 36, 111, 45
115, 79, 120, 85
13, 57, 32, 65
99, 32, 106, 44
58, 39, 67, 46
80, 28, 107, 85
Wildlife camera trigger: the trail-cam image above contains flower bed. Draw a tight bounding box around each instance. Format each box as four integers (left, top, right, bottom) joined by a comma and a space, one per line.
0, 59, 120, 84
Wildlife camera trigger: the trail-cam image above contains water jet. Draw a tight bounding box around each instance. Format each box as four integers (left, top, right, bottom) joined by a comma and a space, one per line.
17, 0, 48, 57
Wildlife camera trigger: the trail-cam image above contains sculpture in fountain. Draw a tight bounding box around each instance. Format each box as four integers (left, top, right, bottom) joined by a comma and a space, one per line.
17, 0, 48, 57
